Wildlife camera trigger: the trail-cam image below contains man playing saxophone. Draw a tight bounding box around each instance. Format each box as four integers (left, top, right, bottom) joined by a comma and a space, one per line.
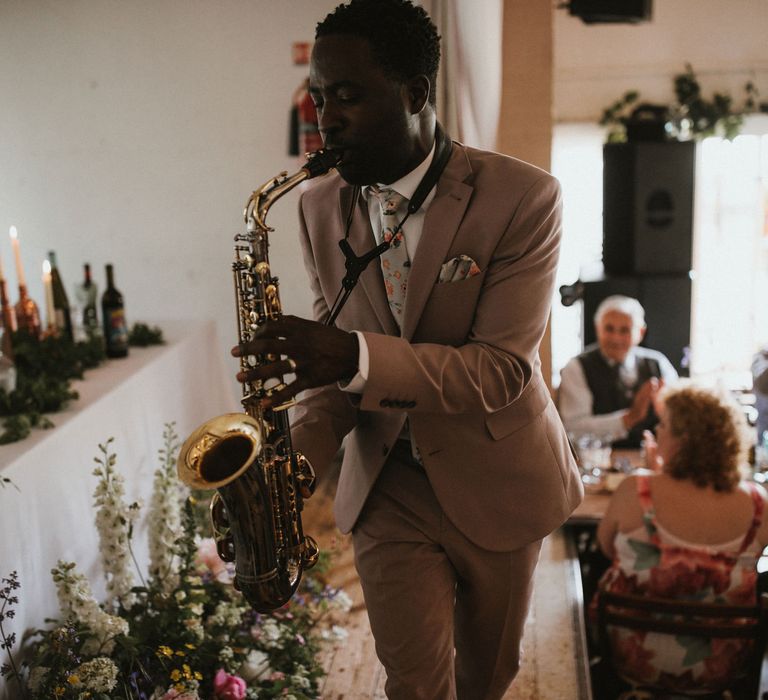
232, 1, 582, 697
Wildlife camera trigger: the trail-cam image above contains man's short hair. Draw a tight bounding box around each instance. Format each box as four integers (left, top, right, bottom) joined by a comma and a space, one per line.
594, 295, 646, 329
316, 0, 441, 106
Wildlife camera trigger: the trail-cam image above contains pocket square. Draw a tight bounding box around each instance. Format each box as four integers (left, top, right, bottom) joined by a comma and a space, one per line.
438, 254, 481, 283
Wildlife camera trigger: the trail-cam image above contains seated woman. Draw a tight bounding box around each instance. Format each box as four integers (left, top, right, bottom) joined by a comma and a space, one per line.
593, 384, 768, 695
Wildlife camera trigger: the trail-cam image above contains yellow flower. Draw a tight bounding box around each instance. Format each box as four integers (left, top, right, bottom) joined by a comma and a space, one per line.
157, 645, 174, 658
170, 669, 182, 681
194, 671, 203, 680
175, 649, 185, 656
185, 643, 196, 650
67, 673, 80, 685
54, 687, 66, 698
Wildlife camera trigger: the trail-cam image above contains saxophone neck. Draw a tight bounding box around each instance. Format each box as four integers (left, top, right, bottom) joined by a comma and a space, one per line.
245, 170, 310, 232
244, 149, 342, 231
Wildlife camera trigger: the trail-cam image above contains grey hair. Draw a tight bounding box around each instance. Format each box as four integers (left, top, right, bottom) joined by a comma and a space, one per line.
594, 295, 646, 328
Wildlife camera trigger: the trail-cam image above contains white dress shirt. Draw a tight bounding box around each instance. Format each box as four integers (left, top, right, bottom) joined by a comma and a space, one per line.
342, 141, 437, 393
557, 346, 678, 442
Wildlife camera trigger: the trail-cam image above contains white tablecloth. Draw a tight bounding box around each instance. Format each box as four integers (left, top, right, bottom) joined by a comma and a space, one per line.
0, 319, 236, 699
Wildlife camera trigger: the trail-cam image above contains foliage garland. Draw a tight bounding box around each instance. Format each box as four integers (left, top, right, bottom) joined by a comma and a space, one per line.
0, 324, 164, 444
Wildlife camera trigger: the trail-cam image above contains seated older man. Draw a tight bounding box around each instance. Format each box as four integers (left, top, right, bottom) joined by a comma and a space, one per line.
558, 295, 678, 448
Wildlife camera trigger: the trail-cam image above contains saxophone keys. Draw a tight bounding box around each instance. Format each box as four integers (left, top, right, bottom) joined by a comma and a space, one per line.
302, 535, 320, 569
294, 452, 316, 498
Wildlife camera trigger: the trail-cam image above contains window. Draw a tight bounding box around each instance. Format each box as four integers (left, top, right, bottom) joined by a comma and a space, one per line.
550, 118, 768, 389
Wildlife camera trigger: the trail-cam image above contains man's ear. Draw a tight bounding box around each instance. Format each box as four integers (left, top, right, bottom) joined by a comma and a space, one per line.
405, 75, 431, 114
635, 324, 648, 344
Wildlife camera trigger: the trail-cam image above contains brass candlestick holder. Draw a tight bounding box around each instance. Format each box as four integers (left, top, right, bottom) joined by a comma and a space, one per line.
0, 278, 16, 360
15, 284, 41, 339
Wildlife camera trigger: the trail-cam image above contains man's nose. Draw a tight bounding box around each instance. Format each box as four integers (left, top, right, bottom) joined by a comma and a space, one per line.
317, 102, 343, 136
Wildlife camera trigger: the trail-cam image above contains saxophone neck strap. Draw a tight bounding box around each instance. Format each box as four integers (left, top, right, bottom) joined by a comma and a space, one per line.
327, 124, 453, 327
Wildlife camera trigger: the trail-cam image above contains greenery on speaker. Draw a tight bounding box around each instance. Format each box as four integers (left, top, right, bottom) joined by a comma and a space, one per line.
600, 63, 767, 143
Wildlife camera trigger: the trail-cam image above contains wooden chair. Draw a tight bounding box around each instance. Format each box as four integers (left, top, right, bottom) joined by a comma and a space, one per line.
596, 591, 768, 699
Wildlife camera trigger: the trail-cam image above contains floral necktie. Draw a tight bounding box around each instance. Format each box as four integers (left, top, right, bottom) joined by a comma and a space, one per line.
369, 186, 410, 327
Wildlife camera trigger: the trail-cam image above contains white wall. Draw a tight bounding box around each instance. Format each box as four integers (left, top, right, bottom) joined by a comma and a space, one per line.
554, 0, 768, 123
2, 0, 766, 369
0, 0, 338, 362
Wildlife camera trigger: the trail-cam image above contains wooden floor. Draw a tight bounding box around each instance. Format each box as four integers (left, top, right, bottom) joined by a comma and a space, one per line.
302, 484, 586, 699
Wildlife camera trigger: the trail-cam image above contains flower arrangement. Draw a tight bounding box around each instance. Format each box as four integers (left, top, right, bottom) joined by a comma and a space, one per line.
0, 424, 350, 699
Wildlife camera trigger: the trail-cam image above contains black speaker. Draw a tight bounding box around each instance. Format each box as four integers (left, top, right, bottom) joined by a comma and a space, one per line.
580, 274, 691, 375
603, 141, 695, 276
566, 0, 652, 24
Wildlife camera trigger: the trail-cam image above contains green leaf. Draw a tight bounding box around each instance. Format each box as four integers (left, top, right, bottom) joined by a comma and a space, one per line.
677, 634, 712, 666
628, 539, 661, 570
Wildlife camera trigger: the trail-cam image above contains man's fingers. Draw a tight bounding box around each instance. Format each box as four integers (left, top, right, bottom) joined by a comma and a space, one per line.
236, 358, 297, 384
260, 376, 308, 409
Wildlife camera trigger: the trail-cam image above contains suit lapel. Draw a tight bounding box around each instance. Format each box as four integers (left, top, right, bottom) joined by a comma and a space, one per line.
402, 147, 474, 340
337, 185, 399, 335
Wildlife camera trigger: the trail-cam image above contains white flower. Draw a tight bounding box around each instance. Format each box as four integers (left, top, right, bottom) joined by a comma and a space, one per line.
148, 425, 185, 595
91, 439, 139, 608
70, 656, 119, 692
238, 649, 272, 682
331, 589, 353, 612
51, 561, 129, 655
290, 664, 311, 690
255, 618, 284, 648
331, 624, 349, 641
208, 600, 246, 629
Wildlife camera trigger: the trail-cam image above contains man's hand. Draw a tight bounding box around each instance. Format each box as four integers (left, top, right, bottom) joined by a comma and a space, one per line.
622, 377, 662, 430
231, 315, 359, 409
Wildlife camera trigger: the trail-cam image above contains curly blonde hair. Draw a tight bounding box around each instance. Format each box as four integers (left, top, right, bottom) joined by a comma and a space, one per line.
662, 384, 748, 492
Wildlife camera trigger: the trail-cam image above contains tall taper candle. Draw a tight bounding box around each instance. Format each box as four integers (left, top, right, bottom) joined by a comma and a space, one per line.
42, 260, 55, 331
9, 226, 26, 288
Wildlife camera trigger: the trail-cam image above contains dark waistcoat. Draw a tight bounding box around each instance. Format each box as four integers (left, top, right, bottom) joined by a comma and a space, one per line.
577, 347, 662, 448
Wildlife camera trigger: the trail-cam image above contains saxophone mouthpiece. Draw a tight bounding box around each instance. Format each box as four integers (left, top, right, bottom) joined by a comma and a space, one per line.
303, 148, 342, 179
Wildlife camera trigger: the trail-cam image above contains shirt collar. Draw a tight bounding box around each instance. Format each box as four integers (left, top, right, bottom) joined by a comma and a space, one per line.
600, 348, 637, 371
362, 140, 437, 209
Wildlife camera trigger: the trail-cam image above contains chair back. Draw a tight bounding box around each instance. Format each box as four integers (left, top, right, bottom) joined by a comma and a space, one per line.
596, 590, 768, 698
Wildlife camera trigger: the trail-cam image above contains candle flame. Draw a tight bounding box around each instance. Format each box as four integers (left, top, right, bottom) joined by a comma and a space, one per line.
9, 225, 18, 240
43, 259, 51, 274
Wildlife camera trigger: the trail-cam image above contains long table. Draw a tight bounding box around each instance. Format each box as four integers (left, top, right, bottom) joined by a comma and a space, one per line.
0, 319, 236, 700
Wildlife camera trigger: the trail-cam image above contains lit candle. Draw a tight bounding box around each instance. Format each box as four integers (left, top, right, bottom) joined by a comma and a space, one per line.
9, 226, 26, 288
42, 260, 55, 330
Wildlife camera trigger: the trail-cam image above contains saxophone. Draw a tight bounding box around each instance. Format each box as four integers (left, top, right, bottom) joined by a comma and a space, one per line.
177, 148, 341, 612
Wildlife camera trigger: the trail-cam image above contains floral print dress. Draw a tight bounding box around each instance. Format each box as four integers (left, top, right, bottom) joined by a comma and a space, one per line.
592, 475, 764, 695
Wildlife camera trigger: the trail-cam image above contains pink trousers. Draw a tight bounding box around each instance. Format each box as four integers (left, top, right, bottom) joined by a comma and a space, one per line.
352, 442, 542, 700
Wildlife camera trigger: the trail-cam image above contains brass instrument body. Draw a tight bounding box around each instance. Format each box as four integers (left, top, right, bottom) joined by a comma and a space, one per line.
178, 149, 340, 613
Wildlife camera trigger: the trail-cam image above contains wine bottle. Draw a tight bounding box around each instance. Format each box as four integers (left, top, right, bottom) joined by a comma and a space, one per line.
48, 251, 73, 341
75, 263, 99, 337
101, 264, 129, 358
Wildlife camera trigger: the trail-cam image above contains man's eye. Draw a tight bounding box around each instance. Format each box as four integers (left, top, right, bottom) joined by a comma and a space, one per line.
337, 93, 358, 104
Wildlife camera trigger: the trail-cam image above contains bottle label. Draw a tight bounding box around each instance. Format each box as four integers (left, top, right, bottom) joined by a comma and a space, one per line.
106, 308, 129, 349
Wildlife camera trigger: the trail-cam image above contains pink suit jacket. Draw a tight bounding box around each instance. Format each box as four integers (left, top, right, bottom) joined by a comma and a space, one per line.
290, 140, 583, 551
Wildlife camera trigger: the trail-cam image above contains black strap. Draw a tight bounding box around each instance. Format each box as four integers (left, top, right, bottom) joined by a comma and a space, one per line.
326, 124, 454, 327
